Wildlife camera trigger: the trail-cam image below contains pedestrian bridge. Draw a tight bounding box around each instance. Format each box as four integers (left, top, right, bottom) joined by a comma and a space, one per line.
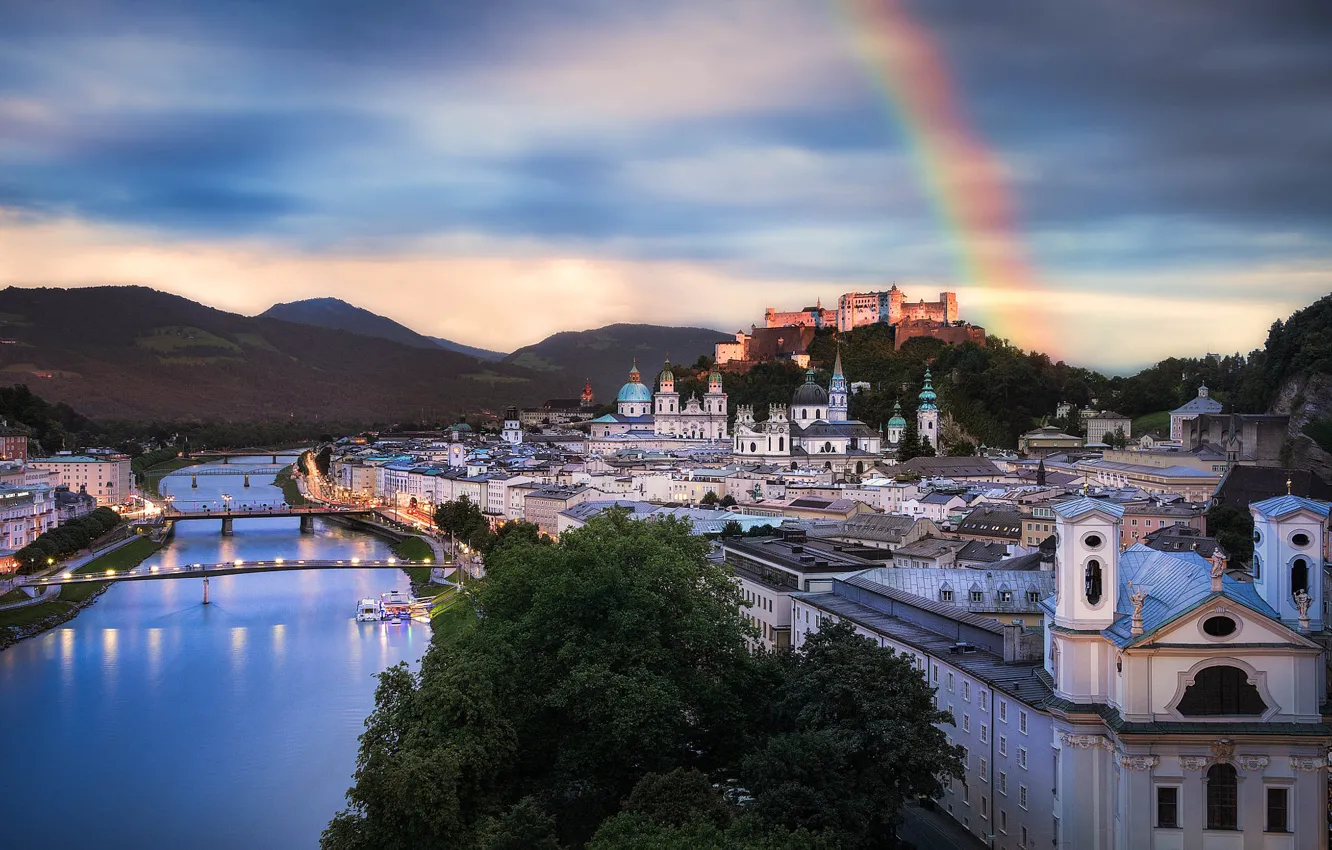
178, 466, 286, 477
162, 505, 375, 533
28, 556, 435, 587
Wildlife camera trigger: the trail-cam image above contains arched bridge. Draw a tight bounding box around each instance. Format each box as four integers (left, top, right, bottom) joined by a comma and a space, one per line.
27, 556, 430, 587
177, 466, 286, 477
162, 505, 376, 533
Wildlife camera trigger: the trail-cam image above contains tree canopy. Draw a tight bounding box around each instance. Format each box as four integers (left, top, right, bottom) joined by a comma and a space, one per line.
324, 513, 961, 849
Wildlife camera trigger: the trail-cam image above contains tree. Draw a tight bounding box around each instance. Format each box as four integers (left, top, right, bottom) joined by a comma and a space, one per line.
894, 417, 923, 462
720, 520, 744, 538
740, 621, 963, 848
324, 512, 759, 848
699, 490, 719, 506
1107, 426, 1128, 449
718, 494, 738, 508
315, 445, 333, 476
433, 496, 492, 550
1206, 504, 1254, 565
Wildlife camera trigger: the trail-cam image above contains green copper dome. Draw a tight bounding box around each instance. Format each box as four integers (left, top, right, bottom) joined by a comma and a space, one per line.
888, 399, 907, 427
918, 367, 937, 410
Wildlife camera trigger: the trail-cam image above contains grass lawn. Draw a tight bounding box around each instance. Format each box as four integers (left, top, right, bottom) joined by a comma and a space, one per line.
430, 594, 476, 640
0, 600, 76, 630
1132, 410, 1171, 437
74, 537, 162, 577
142, 457, 204, 498
58, 583, 108, 604
391, 537, 435, 562
0, 588, 32, 604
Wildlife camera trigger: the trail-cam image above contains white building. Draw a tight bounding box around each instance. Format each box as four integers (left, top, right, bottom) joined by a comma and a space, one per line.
1170, 385, 1224, 441
501, 406, 523, 445
29, 454, 132, 506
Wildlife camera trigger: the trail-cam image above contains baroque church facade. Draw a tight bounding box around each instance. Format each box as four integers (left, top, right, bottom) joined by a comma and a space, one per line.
586, 360, 728, 453
1045, 495, 1330, 849
731, 350, 885, 475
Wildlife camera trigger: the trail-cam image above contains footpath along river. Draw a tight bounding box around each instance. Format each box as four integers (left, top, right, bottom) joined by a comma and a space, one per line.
0, 457, 428, 849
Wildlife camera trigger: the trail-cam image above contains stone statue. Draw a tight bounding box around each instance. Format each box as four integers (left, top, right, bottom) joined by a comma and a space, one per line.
1210, 553, 1226, 581
1129, 582, 1147, 618
1294, 589, 1312, 620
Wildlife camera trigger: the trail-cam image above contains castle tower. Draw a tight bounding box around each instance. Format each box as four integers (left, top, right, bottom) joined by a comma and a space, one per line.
1250, 494, 1329, 631
501, 406, 523, 445
580, 378, 594, 407
916, 367, 939, 449
828, 347, 848, 422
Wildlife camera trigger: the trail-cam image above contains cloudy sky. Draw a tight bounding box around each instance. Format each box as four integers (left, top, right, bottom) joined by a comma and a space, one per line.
1, 0, 1329, 372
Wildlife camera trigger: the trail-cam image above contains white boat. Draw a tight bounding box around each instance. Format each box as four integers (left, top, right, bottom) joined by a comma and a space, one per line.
355, 598, 380, 622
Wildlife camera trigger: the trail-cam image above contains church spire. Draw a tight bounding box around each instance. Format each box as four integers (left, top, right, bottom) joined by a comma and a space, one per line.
832, 345, 844, 379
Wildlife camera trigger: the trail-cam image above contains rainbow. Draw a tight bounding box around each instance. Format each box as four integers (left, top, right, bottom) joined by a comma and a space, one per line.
832, 0, 1048, 352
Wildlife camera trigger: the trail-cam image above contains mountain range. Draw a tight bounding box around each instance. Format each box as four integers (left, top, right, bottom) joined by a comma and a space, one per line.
260, 298, 507, 361
0, 287, 726, 422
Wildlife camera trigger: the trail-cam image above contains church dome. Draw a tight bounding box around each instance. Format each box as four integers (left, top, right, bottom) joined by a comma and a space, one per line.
918, 367, 937, 410
657, 360, 675, 387
617, 360, 653, 404
792, 369, 828, 406
888, 401, 906, 428
708, 368, 723, 385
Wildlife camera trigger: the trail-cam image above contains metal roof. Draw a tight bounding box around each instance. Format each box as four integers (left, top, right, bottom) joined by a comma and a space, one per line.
1052, 497, 1126, 520
1249, 494, 1331, 520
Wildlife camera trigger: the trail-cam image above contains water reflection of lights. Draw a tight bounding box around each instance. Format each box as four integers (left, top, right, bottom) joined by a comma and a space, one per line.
146, 628, 163, 682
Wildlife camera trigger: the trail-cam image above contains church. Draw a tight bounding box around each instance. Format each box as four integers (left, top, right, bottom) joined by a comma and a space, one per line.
730, 350, 889, 476
586, 360, 729, 453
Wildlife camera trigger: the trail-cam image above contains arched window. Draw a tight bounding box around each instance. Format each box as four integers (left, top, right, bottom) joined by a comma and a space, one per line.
1177, 665, 1267, 716
778, 437, 784, 452
824, 461, 832, 471
1252, 553, 1261, 580
1084, 559, 1103, 605
790, 461, 798, 471
1206, 763, 1238, 830
824, 441, 833, 453
1291, 558, 1309, 597
801, 409, 807, 420
856, 461, 864, 475
749, 442, 756, 453
851, 437, 858, 450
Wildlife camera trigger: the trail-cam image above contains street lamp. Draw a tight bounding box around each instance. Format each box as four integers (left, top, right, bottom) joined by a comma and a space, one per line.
222, 493, 233, 511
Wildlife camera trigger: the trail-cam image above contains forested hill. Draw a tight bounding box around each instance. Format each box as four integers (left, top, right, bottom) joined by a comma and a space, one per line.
0, 286, 544, 422
666, 295, 1332, 454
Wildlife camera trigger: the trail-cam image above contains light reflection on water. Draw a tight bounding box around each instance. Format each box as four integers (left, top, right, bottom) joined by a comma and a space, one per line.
0, 457, 427, 849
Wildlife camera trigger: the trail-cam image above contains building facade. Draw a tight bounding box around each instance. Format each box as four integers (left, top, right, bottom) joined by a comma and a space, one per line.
29, 454, 132, 506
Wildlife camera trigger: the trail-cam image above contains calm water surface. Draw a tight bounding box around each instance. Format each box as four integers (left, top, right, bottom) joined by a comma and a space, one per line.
0, 458, 428, 849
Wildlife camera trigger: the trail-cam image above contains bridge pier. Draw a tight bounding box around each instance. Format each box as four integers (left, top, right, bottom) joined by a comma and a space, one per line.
300, 515, 314, 533
221, 517, 234, 535
243, 473, 250, 488
223, 456, 230, 464
203, 577, 210, 604
191, 474, 198, 488
272, 454, 278, 463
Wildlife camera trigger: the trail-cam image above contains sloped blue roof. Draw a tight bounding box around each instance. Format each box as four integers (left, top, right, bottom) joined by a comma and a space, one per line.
1250, 494, 1331, 520
591, 414, 619, 423
1052, 497, 1126, 520
1102, 544, 1282, 648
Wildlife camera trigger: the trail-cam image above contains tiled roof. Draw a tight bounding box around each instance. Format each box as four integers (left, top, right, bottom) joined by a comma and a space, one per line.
1052, 497, 1125, 520
1250, 494, 1331, 520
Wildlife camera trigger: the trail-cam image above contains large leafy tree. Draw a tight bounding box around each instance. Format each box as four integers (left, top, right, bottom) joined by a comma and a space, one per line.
740, 621, 963, 848
324, 511, 760, 848
433, 495, 492, 549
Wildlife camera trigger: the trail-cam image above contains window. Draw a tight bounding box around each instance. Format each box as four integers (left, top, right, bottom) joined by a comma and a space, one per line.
948, 672, 955, 692
1206, 763, 1238, 830
1292, 531, 1311, 547
1253, 553, 1262, 580
999, 735, 1007, 756
999, 810, 1006, 832
980, 724, 988, 744
980, 757, 988, 781
1085, 558, 1103, 605
1177, 665, 1267, 716
970, 590, 983, 602
980, 689, 989, 709
963, 714, 970, 733
981, 796, 988, 817
1017, 747, 1027, 769
1021, 826, 1028, 846
1156, 786, 1179, 828
1202, 616, 1236, 637
1265, 787, 1289, 833
948, 704, 955, 721
999, 700, 1008, 722
999, 772, 1007, 794
940, 588, 954, 602
963, 682, 971, 701
1019, 710, 1028, 734
932, 664, 938, 684
1292, 557, 1310, 597
1019, 785, 1028, 810
999, 590, 1013, 602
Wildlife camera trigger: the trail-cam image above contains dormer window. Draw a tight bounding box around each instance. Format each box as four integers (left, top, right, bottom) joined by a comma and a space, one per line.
1085, 559, 1103, 606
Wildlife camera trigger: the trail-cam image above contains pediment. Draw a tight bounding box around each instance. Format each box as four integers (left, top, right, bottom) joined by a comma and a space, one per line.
1144, 597, 1318, 649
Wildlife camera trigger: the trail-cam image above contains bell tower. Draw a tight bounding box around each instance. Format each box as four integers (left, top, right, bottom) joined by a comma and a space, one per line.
1250, 494, 1329, 630
1050, 497, 1123, 631
828, 347, 848, 422
916, 367, 939, 450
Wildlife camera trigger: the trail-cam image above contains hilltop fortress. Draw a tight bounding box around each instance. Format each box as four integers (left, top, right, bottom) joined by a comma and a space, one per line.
718, 286, 983, 368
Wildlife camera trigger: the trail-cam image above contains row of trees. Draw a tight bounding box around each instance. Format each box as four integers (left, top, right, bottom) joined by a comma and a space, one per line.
15, 507, 123, 573
324, 512, 961, 849
432, 495, 547, 554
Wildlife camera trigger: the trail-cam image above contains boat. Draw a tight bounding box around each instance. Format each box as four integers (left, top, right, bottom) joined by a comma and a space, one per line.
379, 590, 413, 620
355, 598, 380, 622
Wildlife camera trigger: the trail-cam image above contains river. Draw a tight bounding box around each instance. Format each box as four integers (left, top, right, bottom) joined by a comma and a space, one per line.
0, 457, 427, 849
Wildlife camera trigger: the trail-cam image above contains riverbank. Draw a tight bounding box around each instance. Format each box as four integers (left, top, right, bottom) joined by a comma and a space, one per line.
274, 465, 308, 506
0, 537, 162, 651
142, 457, 206, 499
